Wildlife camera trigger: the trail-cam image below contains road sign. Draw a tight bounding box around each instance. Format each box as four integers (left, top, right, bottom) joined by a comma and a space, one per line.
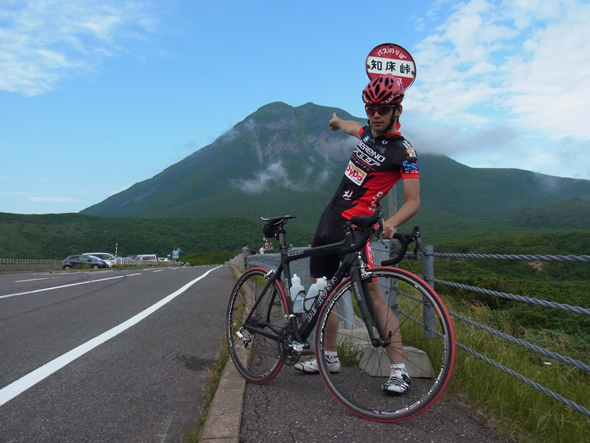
366, 43, 416, 90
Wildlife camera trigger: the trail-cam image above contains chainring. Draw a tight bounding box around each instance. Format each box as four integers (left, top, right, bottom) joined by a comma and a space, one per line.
277, 323, 302, 366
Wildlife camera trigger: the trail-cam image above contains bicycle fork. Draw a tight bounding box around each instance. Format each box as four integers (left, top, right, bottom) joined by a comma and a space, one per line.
350, 261, 392, 348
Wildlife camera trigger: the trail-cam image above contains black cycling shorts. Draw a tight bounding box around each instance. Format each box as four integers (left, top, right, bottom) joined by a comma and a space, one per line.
309, 207, 374, 280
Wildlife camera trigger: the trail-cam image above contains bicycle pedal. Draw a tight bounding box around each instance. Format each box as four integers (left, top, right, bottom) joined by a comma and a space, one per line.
292, 341, 310, 352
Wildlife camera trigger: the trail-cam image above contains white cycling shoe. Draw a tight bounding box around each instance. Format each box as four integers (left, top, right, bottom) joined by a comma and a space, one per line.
294, 357, 341, 373
382, 370, 411, 394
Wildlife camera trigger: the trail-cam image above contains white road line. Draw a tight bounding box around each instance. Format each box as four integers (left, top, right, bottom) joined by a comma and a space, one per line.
0, 266, 222, 408
0, 273, 143, 300
15, 278, 49, 283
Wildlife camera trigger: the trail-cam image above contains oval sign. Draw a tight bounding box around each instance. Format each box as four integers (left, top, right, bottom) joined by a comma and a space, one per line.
365, 43, 416, 90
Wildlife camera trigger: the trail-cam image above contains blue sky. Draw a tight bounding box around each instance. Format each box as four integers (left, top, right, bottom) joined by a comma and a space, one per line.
1, 0, 589, 215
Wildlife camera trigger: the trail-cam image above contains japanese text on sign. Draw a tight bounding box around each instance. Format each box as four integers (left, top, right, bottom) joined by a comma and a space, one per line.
366, 56, 415, 78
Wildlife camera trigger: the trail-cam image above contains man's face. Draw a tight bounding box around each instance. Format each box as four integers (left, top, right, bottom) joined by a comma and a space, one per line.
365, 105, 397, 134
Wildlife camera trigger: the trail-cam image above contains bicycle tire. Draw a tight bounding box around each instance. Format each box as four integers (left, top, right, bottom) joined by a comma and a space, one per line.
227, 267, 287, 384
315, 266, 455, 422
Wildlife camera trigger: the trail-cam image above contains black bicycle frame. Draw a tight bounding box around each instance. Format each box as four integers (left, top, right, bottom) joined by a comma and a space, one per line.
254, 223, 388, 347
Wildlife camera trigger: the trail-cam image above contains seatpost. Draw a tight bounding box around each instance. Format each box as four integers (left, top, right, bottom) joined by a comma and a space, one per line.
277, 227, 288, 251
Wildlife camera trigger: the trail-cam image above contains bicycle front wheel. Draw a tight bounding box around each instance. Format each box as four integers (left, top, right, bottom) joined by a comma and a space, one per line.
227, 267, 287, 384
315, 266, 455, 422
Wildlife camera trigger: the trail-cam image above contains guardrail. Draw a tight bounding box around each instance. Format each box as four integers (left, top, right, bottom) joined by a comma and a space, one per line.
425, 248, 590, 419
0, 258, 62, 272
0, 258, 178, 273
239, 242, 590, 420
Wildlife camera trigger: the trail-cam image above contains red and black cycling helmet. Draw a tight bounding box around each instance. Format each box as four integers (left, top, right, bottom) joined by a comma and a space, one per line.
362, 74, 405, 106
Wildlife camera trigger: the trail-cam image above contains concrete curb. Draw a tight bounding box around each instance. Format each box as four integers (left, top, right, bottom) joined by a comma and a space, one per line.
199, 357, 245, 442
199, 264, 246, 442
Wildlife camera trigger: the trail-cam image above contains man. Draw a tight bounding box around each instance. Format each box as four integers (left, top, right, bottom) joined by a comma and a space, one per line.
264, 240, 274, 253
293, 74, 420, 394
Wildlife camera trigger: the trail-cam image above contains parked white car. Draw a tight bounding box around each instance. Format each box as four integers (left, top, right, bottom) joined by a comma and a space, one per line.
83, 252, 117, 267
136, 254, 159, 262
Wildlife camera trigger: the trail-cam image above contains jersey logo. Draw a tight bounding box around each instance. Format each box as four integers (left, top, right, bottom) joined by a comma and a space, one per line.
345, 161, 367, 185
342, 190, 354, 200
403, 140, 416, 157
403, 160, 419, 174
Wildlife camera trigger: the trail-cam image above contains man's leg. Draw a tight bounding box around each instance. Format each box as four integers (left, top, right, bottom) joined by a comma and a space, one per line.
367, 281, 411, 393
367, 281, 404, 364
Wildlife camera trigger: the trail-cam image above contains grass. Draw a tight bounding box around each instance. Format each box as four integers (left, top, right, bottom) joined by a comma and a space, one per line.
183, 339, 230, 443
443, 295, 590, 443
183, 263, 243, 443
188, 260, 590, 443
337, 338, 364, 367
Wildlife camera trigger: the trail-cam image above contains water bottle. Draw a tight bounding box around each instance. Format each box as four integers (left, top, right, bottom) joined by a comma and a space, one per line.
290, 274, 306, 313
303, 277, 327, 312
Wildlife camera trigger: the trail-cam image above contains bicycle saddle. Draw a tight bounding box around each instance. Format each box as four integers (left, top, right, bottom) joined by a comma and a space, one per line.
260, 215, 297, 225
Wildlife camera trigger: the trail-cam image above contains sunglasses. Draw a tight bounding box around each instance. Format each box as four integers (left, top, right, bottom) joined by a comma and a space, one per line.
365, 105, 394, 117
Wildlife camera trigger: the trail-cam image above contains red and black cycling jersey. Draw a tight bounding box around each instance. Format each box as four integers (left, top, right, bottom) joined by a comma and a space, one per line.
328, 125, 419, 219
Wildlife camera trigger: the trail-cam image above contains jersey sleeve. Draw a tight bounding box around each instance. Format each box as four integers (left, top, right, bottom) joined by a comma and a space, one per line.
400, 139, 419, 179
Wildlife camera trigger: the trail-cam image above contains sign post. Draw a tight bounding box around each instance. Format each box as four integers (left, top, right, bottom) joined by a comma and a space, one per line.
365, 43, 417, 218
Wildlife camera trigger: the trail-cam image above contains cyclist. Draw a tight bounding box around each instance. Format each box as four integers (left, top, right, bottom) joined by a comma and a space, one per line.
294, 74, 420, 394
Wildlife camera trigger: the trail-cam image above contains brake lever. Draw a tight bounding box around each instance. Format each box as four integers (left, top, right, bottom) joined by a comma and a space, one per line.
412, 226, 421, 256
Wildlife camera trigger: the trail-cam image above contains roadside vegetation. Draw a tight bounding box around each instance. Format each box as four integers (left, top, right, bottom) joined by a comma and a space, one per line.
2, 210, 589, 441
0, 212, 314, 260
183, 339, 230, 443
399, 232, 590, 443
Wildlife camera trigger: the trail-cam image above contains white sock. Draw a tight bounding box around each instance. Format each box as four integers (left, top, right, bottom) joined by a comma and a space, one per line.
390, 363, 407, 373
324, 351, 339, 361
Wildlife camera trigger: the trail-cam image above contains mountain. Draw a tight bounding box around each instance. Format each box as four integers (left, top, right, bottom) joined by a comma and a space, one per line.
81, 102, 590, 231
82, 102, 358, 222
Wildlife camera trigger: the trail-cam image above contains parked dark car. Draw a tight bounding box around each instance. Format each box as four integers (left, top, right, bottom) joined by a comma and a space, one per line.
62, 255, 108, 270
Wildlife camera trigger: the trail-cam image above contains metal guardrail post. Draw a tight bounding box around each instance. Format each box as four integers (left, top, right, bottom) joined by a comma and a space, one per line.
373, 240, 401, 318
421, 245, 434, 289
421, 245, 436, 339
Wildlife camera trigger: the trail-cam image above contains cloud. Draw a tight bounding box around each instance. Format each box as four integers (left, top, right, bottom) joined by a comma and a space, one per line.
232, 161, 331, 194
409, 0, 590, 141
221, 118, 257, 143
0, 190, 87, 203
403, 110, 521, 156
0, 0, 156, 96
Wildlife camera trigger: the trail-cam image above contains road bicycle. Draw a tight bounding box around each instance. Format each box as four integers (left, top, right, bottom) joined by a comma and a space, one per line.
227, 208, 455, 422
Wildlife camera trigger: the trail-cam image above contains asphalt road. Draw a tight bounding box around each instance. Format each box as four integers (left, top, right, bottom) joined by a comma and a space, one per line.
240, 364, 504, 443
0, 265, 234, 443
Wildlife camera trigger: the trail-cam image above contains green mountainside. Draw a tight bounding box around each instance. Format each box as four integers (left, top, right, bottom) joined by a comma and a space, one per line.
3, 101, 590, 259
81, 102, 361, 222
80, 102, 590, 227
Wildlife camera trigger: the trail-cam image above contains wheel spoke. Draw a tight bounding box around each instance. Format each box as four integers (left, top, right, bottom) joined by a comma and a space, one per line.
227, 268, 286, 384
315, 267, 455, 421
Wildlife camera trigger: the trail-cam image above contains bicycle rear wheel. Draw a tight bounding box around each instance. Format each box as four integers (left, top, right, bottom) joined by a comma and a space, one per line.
315, 266, 455, 421
227, 267, 287, 384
